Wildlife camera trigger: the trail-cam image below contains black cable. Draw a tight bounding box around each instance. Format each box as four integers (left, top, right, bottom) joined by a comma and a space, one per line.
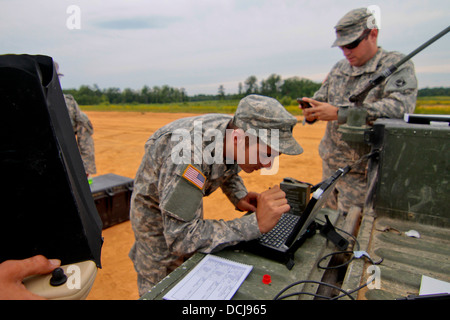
273, 280, 355, 300
273, 267, 377, 300
330, 280, 371, 300
315, 218, 361, 251
317, 250, 355, 270
317, 250, 383, 270
276, 291, 330, 300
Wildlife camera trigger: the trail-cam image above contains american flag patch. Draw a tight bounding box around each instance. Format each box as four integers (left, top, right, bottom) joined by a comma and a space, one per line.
182, 164, 206, 190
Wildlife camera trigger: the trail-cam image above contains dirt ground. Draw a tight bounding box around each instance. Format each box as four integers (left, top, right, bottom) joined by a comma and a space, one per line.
84, 111, 326, 300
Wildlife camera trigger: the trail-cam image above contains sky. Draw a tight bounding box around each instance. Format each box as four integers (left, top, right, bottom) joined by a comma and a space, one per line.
1, 0, 449, 96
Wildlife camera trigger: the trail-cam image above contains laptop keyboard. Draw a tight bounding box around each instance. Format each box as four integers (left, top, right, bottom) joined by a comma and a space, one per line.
259, 214, 300, 248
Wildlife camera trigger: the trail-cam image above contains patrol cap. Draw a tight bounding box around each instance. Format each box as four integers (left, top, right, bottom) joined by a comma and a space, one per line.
332, 7, 377, 47
232, 94, 303, 155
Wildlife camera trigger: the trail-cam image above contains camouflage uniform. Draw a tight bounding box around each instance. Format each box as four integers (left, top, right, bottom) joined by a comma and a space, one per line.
64, 94, 97, 175
312, 8, 418, 213
129, 95, 302, 296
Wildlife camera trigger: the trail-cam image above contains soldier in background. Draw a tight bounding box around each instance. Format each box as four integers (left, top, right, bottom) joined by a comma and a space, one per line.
56, 63, 97, 177
63, 94, 97, 176
300, 8, 418, 215
129, 94, 303, 296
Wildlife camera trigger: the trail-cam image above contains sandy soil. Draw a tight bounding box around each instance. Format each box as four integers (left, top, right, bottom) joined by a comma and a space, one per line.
84, 111, 326, 300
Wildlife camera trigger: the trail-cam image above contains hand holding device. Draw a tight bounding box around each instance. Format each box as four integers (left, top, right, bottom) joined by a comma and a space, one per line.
22, 260, 97, 300
297, 98, 317, 124
297, 98, 312, 109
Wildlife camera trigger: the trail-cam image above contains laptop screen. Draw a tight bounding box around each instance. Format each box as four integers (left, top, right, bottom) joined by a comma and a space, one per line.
285, 166, 349, 247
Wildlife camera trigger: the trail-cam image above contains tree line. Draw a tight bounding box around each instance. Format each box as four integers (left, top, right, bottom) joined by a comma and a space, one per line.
63, 74, 322, 105
63, 84, 188, 105
417, 87, 450, 97
62, 74, 449, 105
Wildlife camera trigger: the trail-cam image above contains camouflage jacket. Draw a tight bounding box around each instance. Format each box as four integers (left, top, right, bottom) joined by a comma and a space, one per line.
130, 114, 261, 269
313, 48, 418, 172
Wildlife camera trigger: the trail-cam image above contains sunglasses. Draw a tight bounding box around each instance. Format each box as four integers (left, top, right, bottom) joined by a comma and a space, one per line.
340, 29, 372, 50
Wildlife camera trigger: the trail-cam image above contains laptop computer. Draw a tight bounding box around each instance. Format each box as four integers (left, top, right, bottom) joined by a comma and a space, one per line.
237, 166, 350, 269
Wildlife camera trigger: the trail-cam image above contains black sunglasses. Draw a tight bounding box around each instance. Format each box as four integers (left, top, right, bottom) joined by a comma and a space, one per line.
340, 29, 372, 50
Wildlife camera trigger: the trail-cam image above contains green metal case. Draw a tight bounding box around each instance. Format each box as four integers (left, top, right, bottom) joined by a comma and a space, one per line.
370, 118, 449, 227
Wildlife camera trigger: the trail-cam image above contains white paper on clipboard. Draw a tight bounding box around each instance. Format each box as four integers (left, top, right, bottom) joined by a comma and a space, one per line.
163, 254, 253, 300
419, 275, 450, 295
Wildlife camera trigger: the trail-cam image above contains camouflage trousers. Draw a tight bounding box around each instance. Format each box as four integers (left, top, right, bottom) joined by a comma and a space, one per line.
135, 260, 184, 297
129, 241, 189, 297
322, 160, 367, 215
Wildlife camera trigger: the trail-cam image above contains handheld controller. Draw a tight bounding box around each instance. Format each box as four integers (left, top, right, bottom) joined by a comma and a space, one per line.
22, 260, 97, 300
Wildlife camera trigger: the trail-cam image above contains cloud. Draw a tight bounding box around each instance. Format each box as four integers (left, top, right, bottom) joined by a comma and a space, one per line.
94, 16, 180, 30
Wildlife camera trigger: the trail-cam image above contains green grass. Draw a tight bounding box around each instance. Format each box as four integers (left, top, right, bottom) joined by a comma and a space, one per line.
80, 100, 240, 114
80, 96, 450, 115
416, 96, 450, 104
415, 96, 450, 114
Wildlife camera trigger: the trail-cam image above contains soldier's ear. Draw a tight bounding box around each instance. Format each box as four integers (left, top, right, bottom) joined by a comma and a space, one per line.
231, 129, 245, 146
369, 28, 378, 42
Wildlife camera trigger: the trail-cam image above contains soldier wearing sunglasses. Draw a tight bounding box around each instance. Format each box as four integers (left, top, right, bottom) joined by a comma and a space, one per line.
300, 8, 417, 216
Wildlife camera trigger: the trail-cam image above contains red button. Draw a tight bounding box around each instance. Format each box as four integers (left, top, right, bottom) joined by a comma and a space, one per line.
262, 274, 271, 285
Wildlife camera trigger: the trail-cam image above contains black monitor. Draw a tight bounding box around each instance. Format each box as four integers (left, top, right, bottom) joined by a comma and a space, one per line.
0, 54, 102, 267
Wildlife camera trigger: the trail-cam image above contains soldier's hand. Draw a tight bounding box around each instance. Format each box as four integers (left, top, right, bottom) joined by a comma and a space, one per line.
0, 255, 61, 300
255, 185, 290, 234
236, 191, 259, 212
301, 97, 338, 121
